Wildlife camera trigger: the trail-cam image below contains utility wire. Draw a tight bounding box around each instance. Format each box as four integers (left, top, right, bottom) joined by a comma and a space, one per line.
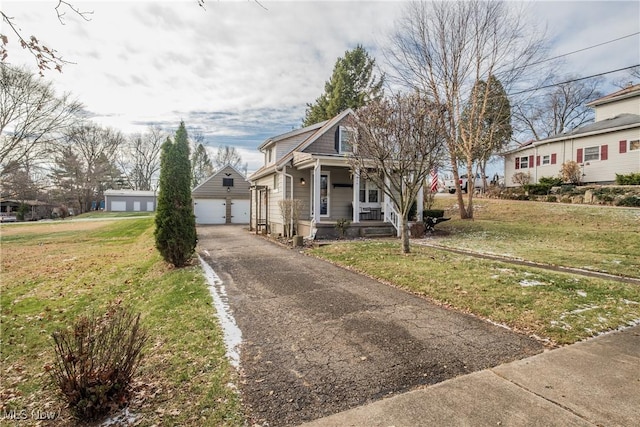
509, 64, 640, 95
513, 32, 640, 71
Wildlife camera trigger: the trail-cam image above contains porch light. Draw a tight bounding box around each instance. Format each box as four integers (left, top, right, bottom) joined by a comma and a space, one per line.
300, 178, 306, 185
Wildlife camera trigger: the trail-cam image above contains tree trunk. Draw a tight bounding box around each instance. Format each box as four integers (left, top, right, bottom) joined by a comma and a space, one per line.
401, 219, 410, 254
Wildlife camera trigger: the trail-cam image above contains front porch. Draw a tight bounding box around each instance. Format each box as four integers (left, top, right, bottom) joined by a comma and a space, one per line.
298, 219, 396, 239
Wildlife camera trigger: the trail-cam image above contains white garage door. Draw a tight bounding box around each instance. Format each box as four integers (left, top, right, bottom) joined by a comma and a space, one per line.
111, 201, 126, 211
194, 199, 226, 224
230, 199, 250, 224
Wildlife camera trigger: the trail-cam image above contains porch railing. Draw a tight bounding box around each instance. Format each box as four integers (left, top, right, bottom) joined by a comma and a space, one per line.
383, 200, 401, 237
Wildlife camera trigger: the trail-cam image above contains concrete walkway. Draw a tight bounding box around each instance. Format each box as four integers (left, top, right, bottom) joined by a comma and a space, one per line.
302, 324, 640, 426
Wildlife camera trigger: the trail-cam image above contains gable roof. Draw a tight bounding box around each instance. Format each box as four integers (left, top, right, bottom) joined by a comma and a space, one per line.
192, 164, 247, 193
249, 109, 354, 180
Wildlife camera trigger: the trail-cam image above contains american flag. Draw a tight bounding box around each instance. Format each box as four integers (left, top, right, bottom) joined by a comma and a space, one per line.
430, 168, 438, 193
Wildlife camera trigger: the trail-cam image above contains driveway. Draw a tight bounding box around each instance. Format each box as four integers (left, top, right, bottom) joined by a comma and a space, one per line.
197, 225, 543, 426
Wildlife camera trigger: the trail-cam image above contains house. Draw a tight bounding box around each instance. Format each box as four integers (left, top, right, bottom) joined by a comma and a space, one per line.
248, 109, 425, 239
192, 164, 250, 224
502, 84, 640, 186
104, 190, 157, 212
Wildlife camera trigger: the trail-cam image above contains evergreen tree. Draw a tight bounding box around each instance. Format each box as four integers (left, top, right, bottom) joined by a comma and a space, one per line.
154, 122, 197, 267
303, 45, 384, 126
191, 143, 214, 187
460, 75, 512, 188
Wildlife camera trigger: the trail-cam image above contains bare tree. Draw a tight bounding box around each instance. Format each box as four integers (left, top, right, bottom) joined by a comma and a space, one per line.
386, 0, 546, 219
0, 63, 82, 178
50, 123, 125, 213
1, 2, 92, 73
118, 126, 165, 191
512, 76, 603, 142
348, 92, 446, 254
213, 145, 243, 170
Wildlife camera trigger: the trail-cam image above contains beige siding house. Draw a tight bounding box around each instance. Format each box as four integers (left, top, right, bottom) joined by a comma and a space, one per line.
192, 165, 250, 224
503, 84, 640, 186
249, 110, 423, 239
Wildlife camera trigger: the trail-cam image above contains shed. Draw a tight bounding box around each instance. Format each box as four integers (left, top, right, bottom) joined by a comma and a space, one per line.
104, 190, 157, 212
192, 165, 251, 224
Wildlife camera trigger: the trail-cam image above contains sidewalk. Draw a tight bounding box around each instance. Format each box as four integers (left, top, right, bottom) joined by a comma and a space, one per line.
302, 325, 640, 427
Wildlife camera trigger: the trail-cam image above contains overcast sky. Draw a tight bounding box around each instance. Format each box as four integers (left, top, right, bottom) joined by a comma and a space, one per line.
2, 0, 639, 173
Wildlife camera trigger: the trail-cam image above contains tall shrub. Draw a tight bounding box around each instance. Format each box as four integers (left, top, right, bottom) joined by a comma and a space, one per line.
155, 122, 197, 267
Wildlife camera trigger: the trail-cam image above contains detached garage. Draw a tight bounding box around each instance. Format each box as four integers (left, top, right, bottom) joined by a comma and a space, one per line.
104, 190, 157, 212
192, 165, 250, 225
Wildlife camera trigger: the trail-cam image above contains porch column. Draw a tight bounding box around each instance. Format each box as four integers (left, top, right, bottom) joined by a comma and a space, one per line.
416, 180, 424, 222
383, 175, 390, 222
312, 160, 321, 225
352, 168, 360, 223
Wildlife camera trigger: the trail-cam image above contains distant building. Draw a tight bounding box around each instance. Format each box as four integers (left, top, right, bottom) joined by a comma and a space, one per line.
104, 190, 157, 212
502, 84, 640, 186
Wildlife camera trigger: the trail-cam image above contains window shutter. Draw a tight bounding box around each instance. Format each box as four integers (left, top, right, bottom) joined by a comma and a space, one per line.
551, 153, 557, 164
529, 155, 534, 168
577, 148, 583, 164
334, 127, 340, 152
515, 157, 520, 169
619, 140, 627, 154
601, 144, 608, 160
536, 156, 541, 166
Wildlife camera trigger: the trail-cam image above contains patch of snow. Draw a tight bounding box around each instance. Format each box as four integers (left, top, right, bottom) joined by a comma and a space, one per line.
101, 408, 137, 426
199, 255, 242, 369
576, 290, 587, 297
519, 279, 545, 287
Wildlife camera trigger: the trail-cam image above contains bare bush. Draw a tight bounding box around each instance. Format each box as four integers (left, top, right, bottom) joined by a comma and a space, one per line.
50, 303, 147, 420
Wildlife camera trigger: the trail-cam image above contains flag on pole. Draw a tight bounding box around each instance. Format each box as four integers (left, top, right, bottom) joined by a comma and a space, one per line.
430, 168, 438, 193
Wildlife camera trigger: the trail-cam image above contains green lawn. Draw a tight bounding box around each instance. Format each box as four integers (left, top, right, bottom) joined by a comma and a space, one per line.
310, 197, 640, 346
0, 218, 244, 426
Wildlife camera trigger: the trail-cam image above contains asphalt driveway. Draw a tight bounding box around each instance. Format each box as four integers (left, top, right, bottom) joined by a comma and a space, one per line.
197, 225, 543, 426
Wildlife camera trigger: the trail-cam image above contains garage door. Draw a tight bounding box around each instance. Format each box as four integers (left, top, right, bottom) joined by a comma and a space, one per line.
111, 201, 126, 211
194, 199, 226, 224
230, 200, 250, 224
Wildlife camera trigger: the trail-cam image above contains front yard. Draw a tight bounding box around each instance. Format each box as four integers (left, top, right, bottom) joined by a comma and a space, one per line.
310, 197, 640, 346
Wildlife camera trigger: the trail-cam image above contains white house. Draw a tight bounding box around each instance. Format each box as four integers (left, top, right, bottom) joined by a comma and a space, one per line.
503, 84, 640, 186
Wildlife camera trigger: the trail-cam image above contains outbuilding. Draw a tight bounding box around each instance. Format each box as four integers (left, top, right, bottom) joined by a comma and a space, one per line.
104, 190, 157, 212
192, 165, 250, 224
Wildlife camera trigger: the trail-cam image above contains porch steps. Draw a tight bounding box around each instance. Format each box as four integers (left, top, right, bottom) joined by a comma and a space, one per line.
361, 226, 396, 238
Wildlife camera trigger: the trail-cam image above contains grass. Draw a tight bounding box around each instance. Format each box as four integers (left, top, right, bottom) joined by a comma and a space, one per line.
0, 218, 245, 426
431, 196, 640, 278
310, 197, 640, 346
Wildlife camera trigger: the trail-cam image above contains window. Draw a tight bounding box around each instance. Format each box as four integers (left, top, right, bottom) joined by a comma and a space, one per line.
359, 180, 379, 203
519, 156, 529, 169
338, 126, 353, 154
542, 155, 550, 165
320, 174, 329, 216
222, 178, 234, 187
584, 146, 600, 161
631, 140, 640, 151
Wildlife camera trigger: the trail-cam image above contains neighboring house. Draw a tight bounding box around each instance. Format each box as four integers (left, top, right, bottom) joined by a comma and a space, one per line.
104, 190, 157, 212
503, 84, 640, 186
248, 109, 424, 239
192, 164, 250, 225
0, 199, 53, 220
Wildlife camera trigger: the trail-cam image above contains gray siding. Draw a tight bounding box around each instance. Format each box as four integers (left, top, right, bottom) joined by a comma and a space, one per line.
303, 117, 351, 155
192, 165, 250, 199
275, 130, 317, 161
106, 195, 156, 212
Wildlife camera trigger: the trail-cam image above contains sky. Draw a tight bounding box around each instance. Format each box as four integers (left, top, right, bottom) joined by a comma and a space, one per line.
2, 0, 639, 174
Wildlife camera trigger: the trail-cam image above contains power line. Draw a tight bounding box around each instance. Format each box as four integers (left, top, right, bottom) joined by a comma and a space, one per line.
515, 32, 640, 71
509, 64, 640, 96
